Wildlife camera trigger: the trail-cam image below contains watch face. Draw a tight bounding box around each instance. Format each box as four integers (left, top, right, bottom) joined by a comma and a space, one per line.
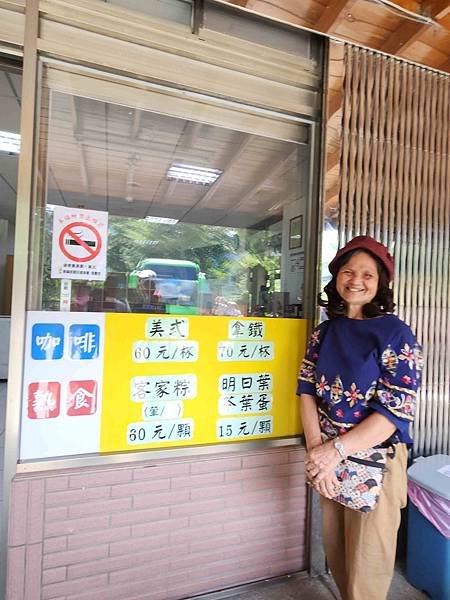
334, 440, 346, 458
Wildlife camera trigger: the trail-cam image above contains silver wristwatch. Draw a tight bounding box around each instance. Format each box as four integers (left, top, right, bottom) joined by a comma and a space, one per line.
333, 436, 347, 460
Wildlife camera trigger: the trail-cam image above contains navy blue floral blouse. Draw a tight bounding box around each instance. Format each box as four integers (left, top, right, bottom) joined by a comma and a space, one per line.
297, 315, 423, 445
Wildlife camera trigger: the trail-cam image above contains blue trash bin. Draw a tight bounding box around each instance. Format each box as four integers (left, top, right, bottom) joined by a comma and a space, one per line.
406, 454, 450, 600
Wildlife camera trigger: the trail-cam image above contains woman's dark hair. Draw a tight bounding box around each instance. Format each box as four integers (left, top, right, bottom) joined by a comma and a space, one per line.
318, 249, 395, 319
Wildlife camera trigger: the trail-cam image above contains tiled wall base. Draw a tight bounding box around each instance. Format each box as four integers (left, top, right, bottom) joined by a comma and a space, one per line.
6, 447, 307, 600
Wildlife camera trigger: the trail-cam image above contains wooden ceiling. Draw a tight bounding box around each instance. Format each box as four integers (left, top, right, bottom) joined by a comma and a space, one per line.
221, 0, 450, 73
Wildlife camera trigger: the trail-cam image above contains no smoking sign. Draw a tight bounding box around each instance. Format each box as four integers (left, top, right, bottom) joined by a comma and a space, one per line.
51, 207, 108, 281
59, 222, 102, 262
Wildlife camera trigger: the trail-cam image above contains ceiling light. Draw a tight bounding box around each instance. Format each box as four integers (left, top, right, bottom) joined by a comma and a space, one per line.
145, 216, 179, 224
167, 163, 222, 185
0, 131, 20, 154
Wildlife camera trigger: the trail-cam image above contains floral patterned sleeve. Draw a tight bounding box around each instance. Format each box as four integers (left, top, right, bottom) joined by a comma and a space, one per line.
296, 321, 328, 397
371, 326, 423, 440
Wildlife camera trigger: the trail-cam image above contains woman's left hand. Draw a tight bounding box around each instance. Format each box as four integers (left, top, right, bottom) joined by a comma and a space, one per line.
305, 441, 342, 484
309, 471, 339, 499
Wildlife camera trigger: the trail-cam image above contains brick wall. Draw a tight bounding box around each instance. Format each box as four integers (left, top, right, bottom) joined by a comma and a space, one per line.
7, 446, 307, 600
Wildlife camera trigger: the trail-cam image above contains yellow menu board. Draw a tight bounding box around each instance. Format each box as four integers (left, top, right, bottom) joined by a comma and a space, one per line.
100, 315, 307, 452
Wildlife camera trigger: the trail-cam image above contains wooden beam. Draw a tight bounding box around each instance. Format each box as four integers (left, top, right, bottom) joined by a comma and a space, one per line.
425, 0, 450, 20
381, 20, 425, 54
316, 0, 358, 33
381, 0, 450, 55
382, 0, 436, 13
394, 0, 421, 10
226, 0, 249, 6
438, 56, 450, 71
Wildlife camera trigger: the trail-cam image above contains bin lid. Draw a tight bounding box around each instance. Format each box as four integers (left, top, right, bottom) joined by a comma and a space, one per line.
408, 454, 450, 500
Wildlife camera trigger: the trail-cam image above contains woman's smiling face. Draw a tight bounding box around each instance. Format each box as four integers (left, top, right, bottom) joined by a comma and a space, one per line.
336, 251, 379, 317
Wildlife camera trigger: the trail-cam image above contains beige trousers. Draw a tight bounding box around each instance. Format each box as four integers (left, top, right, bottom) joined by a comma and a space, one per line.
320, 444, 408, 600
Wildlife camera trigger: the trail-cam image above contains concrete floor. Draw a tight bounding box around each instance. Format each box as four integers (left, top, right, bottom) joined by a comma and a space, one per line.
205, 567, 429, 600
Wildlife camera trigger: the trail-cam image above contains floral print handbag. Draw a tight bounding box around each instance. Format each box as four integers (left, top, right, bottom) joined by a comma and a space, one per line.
333, 445, 392, 513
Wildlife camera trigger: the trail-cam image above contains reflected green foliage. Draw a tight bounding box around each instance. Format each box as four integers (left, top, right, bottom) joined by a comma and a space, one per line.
107, 216, 281, 301
42, 211, 60, 309
41, 212, 282, 308
108, 217, 236, 276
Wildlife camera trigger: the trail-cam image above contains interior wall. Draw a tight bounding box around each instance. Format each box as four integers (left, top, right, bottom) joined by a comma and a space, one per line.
281, 200, 306, 307
0, 219, 7, 311
6, 222, 14, 255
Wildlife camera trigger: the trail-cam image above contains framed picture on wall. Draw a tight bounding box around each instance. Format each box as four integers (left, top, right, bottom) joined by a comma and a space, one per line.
289, 215, 303, 249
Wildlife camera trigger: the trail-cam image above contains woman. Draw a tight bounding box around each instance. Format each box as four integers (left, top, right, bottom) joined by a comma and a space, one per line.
297, 236, 422, 600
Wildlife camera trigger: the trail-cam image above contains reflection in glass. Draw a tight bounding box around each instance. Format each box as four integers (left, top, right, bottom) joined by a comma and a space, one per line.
36, 88, 311, 318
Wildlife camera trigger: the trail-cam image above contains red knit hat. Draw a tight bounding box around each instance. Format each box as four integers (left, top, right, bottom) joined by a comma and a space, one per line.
328, 236, 395, 282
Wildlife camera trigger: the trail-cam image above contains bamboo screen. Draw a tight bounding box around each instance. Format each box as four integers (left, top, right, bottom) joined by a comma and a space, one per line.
336, 44, 450, 457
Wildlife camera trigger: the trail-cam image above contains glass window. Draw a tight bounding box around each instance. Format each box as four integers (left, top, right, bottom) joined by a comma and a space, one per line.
0, 60, 21, 321
96, 0, 192, 26
32, 70, 313, 319
203, 1, 313, 58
